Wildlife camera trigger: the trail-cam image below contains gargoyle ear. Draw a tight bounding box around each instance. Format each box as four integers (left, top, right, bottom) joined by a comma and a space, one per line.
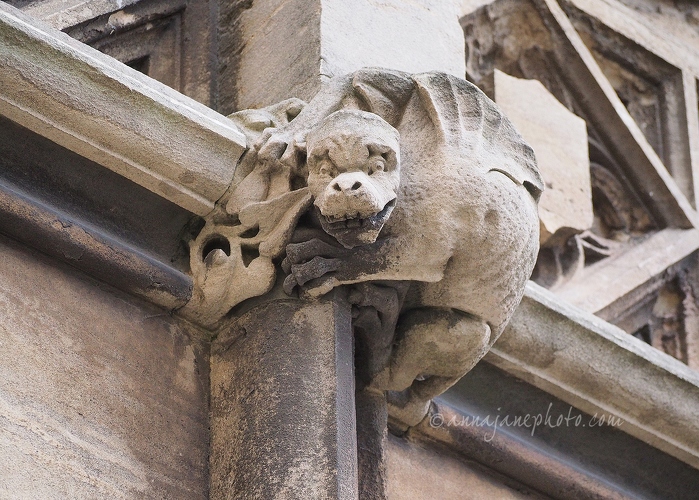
352, 68, 415, 128
264, 98, 308, 127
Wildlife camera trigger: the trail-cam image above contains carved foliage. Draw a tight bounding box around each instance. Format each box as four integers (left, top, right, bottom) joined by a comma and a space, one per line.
180, 99, 312, 328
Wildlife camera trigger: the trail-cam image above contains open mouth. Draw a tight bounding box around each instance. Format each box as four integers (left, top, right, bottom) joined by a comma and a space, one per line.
320, 199, 396, 232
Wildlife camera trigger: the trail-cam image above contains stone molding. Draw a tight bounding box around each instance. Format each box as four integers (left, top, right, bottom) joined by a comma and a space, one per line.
488, 281, 699, 469
0, 2, 245, 216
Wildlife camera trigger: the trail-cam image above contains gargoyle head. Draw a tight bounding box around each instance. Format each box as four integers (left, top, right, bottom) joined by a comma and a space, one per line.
306, 110, 401, 249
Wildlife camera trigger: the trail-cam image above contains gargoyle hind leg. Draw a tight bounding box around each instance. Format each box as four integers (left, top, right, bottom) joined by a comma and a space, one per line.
373, 308, 492, 428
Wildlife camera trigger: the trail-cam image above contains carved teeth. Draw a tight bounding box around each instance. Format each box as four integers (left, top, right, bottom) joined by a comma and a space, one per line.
323, 213, 373, 228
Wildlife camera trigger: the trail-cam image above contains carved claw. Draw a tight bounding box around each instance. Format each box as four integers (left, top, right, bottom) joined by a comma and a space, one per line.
282, 238, 348, 273
255, 129, 306, 174
282, 237, 349, 295
283, 256, 343, 295
283, 273, 299, 296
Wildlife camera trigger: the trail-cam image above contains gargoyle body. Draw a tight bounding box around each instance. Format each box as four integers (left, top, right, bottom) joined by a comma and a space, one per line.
184, 69, 543, 426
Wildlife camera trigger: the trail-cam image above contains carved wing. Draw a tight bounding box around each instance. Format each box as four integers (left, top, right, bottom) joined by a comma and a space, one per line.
412, 72, 544, 201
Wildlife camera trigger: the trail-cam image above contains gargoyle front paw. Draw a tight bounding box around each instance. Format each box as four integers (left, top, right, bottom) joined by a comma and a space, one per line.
255, 129, 306, 172
282, 238, 349, 295
283, 256, 343, 295
282, 238, 348, 272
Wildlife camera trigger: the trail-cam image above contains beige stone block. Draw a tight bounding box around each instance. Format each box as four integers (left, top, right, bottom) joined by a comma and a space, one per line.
0, 234, 209, 498
320, 0, 466, 79
236, 0, 323, 109
236, 0, 466, 108
495, 69, 593, 244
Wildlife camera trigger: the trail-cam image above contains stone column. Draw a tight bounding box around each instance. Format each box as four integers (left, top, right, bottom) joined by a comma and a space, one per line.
210, 292, 357, 499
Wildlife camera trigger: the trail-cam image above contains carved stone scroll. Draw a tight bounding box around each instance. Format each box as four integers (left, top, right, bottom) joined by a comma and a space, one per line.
182, 69, 542, 426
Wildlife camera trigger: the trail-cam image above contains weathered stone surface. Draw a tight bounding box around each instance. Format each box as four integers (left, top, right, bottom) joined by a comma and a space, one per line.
234, 0, 465, 109
494, 69, 592, 245
62, 0, 217, 108
231, 0, 322, 111
386, 433, 546, 499
318, 0, 466, 82
356, 389, 388, 500
23, 0, 141, 30
0, 233, 209, 498
209, 296, 357, 499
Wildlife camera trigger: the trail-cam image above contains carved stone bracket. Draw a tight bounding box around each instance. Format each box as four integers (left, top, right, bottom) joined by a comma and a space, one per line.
182, 69, 542, 426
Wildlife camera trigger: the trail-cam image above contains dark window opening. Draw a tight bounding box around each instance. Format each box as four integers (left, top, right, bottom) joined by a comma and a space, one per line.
126, 56, 150, 75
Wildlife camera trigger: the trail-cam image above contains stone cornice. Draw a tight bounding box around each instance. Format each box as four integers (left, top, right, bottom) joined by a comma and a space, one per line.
488, 281, 699, 469
0, 2, 245, 216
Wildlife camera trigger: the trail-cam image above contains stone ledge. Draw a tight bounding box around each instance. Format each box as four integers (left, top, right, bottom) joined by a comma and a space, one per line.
557, 228, 699, 315
413, 402, 634, 499
488, 281, 699, 469
0, 3, 246, 216
23, 0, 143, 30
0, 179, 192, 310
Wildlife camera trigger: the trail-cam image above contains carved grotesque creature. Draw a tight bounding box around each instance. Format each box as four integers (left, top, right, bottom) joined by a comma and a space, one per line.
184, 69, 542, 427
273, 70, 543, 426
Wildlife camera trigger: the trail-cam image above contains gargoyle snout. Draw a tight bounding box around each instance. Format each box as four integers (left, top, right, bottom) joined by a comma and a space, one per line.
320, 171, 385, 219
331, 172, 366, 194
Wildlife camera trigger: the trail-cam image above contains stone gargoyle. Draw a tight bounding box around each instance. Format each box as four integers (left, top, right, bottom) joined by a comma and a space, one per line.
181, 69, 543, 427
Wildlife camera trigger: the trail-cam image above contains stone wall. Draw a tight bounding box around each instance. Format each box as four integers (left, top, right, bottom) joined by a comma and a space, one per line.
386, 434, 545, 499
0, 233, 209, 498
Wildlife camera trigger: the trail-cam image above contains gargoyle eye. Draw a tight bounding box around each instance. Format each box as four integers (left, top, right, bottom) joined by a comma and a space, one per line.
370, 159, 385, 175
